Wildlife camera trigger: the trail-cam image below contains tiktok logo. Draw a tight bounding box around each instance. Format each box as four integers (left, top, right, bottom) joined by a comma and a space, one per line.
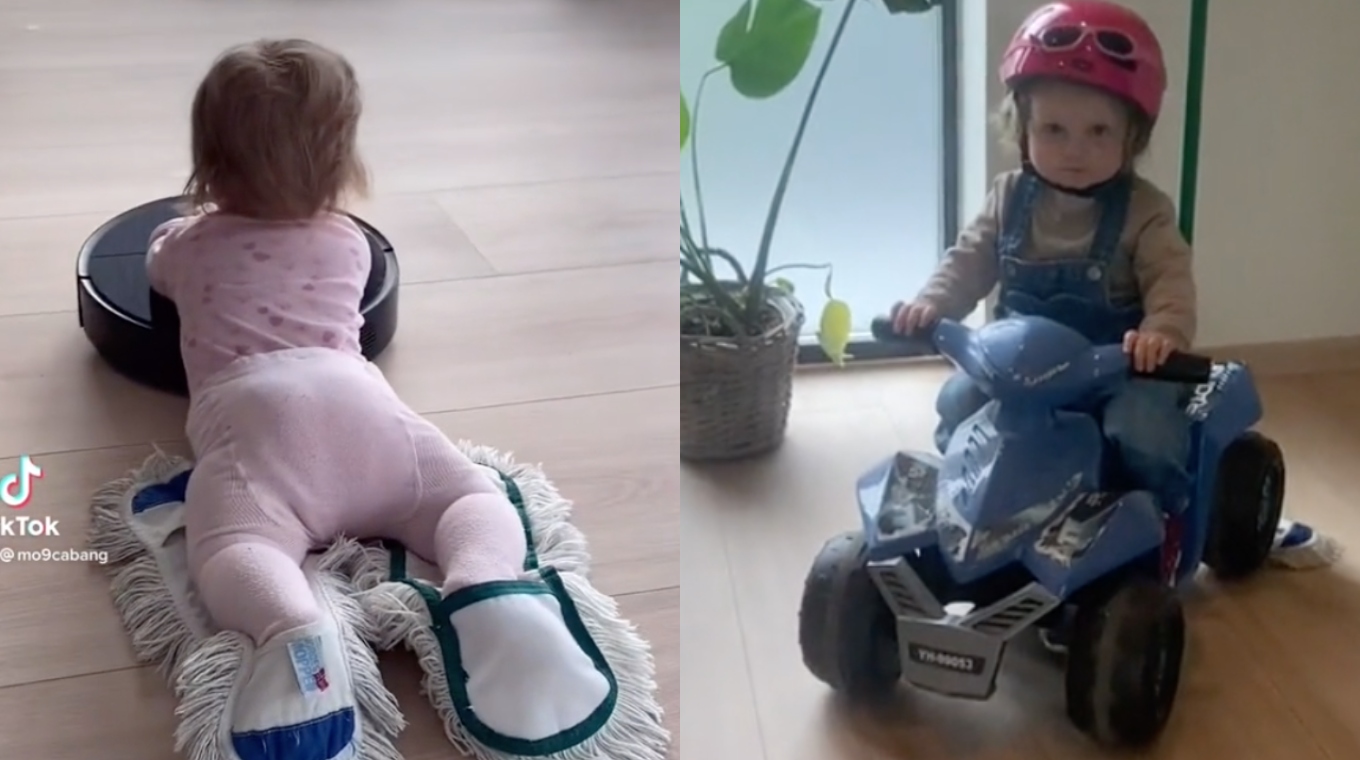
1, 455, 43, 509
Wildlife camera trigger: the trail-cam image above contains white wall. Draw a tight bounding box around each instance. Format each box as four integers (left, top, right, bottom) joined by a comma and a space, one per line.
959, 0, 1360, 347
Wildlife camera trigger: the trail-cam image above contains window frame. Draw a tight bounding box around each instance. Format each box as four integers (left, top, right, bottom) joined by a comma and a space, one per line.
796, 0, 961, 365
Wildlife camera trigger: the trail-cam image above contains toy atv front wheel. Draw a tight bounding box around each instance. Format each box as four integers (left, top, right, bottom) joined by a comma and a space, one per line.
798, 531, 901, 701
1205, 431, 1286, 579
1065, 579, 1185, 747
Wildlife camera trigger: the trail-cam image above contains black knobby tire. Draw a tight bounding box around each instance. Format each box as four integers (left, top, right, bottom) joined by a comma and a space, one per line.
1204, 431, 1285, 579
797, 531, 901, 701
1065, 579, 1185, 747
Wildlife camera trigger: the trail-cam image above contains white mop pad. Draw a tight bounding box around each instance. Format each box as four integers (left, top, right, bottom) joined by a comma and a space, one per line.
352, 442, 671, 760
88, 449, 405, 760
1271, 517, 1345, 569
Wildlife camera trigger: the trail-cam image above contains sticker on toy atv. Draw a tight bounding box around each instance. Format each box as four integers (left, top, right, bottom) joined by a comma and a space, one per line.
968, 472, 1083, 562
1185, 363, 1235, 420
876, 453, 939, 539
907, 643, 986, 675
1033, 491, 1121, 566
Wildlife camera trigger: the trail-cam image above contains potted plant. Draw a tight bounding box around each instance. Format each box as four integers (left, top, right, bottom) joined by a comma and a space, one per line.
680, 0, 941, 462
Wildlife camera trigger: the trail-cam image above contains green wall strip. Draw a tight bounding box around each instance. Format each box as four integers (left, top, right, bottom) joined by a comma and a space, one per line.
1179, 0, 1209, 243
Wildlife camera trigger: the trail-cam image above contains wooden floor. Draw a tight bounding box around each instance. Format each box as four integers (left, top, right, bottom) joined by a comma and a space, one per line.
685, 361, 1360, 760
0, 1, 676, 758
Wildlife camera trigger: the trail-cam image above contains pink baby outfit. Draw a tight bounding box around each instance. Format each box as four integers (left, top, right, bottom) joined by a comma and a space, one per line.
149, 210, 614, 760
146, 212, 527, 644
147, 212, 370, 396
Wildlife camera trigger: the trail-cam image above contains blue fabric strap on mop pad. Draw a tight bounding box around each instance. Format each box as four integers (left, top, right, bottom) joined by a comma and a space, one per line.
88, 443, 672, 760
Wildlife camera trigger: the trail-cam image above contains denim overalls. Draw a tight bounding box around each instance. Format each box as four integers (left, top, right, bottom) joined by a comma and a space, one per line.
934, 169, 1192, 509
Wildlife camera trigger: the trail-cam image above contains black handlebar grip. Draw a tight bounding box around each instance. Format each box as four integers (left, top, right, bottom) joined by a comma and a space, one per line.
870, 316, 901, 342
1133, 351, 1214, 384
870, 315, 940, 358
870, 315, 933, 343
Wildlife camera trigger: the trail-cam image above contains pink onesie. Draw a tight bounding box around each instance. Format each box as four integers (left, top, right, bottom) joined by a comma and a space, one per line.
147, 211, 527, 645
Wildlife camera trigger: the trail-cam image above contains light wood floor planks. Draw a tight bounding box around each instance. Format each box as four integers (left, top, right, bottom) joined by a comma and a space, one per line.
685, 361, 1360, 759
0, 0, 677, 758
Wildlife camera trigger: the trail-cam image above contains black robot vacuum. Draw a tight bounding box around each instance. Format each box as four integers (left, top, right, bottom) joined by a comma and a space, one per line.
76, 196, 400, 396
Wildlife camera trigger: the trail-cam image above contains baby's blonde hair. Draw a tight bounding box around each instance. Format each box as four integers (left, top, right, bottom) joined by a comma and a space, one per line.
992, 78, 1153, 168
185, 38, 369, 220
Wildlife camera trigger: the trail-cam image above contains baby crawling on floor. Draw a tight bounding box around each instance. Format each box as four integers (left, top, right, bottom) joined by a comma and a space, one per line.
148, 38, 608, 760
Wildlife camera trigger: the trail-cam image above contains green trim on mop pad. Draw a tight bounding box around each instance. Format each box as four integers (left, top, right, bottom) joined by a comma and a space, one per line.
382, 538, 408, 582
398, 568, 619, 757
499, 471, 539, 572
382, 467, 540, 583
441, 579, 556, 611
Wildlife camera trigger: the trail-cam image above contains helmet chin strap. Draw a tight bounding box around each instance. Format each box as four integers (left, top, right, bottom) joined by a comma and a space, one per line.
1021, 159, 1127, 199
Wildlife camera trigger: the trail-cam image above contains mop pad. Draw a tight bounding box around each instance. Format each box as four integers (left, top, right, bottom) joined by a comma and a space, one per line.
1270, 517, 1344, 569
88, 450, 406, 760
351, 441, 671, 760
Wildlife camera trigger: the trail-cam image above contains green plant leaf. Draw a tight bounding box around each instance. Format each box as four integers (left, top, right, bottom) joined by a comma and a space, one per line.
681, 94, 691, 149
715, 0, 822, 99
878, 0, 938, 13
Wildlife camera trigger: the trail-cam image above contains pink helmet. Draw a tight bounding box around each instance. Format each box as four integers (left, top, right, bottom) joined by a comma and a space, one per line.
1000, 0, 1167, 122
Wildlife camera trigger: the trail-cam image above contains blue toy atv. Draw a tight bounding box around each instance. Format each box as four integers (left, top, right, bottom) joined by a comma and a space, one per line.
798, 314, 1285, 747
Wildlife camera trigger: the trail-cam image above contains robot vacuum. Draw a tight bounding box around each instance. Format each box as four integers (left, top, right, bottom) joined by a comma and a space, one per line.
76, 196, 400, 396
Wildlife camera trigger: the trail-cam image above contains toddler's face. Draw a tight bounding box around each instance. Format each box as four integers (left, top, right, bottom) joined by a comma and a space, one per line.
1025, 80, 1130, 190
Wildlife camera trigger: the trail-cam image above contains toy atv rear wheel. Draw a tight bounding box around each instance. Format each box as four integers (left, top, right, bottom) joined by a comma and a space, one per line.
1205, 431, 1285, 579
1065, 579, 1185, 748
798, 530, 901, 701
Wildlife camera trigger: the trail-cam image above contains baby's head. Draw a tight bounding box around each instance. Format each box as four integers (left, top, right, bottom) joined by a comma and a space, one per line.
994, 78, 1152, 190
186, 39, 369, 220
995, 1, 1166, 190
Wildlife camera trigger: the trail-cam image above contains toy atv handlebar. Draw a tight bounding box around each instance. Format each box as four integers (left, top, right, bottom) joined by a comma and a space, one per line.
869, 314, 1213, 395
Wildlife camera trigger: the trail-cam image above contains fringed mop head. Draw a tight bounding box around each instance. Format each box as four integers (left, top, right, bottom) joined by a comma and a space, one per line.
358, 571, 669, 760
89, 451, 407, 760
353, 441, 671, 760
172, 542, 406, 760
464, 440, 593, 575
90, 442, 670, 760
88, 448, 202, 678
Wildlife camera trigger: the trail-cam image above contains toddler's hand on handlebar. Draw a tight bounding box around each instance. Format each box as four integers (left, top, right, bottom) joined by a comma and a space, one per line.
1122, 329, 1177, 373
890, 300, 938, 336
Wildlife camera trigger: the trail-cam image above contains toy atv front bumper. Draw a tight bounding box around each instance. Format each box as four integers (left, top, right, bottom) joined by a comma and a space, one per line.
894, 618, 1002, 698
866, 555, 1060, 699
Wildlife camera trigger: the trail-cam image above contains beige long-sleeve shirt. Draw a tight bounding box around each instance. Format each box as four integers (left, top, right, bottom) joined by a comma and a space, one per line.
916, 169, 1197, 349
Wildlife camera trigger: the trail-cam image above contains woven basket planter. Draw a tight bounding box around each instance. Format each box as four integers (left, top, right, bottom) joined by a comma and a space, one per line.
680, 283, 805, 462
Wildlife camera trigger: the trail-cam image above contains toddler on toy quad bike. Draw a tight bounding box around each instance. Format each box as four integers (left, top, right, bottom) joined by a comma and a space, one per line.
797, 1, 1338, 751
892, 0, 1195, 655
895, 0, 1195, 532
894, 0, 1335, 579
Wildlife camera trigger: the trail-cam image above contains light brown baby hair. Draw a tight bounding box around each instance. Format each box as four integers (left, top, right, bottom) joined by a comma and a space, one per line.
185, 38, 369, 220
993, 78, 1153, 169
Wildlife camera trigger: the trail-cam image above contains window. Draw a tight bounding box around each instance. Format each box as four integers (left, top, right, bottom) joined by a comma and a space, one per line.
680, 0, 959, 364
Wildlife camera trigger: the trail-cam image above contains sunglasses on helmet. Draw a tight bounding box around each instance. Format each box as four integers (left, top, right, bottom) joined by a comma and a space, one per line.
1033, 26, 1136, 60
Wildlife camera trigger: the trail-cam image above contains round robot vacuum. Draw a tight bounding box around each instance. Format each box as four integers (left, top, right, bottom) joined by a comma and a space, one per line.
76, 196, 400, 396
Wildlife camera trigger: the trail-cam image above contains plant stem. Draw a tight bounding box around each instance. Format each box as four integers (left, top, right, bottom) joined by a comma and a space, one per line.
744, 0, 859, 324
680, 199, 701, 260
765, 262, 831, 276
702, 248, 749, 283
688, 65, 725, 249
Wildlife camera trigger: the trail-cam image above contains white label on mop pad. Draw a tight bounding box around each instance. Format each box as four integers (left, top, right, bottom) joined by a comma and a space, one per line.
287, 636, 331, 696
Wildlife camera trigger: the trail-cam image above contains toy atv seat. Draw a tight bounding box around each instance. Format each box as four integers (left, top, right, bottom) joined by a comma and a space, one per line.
799, 315, 1285, 749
